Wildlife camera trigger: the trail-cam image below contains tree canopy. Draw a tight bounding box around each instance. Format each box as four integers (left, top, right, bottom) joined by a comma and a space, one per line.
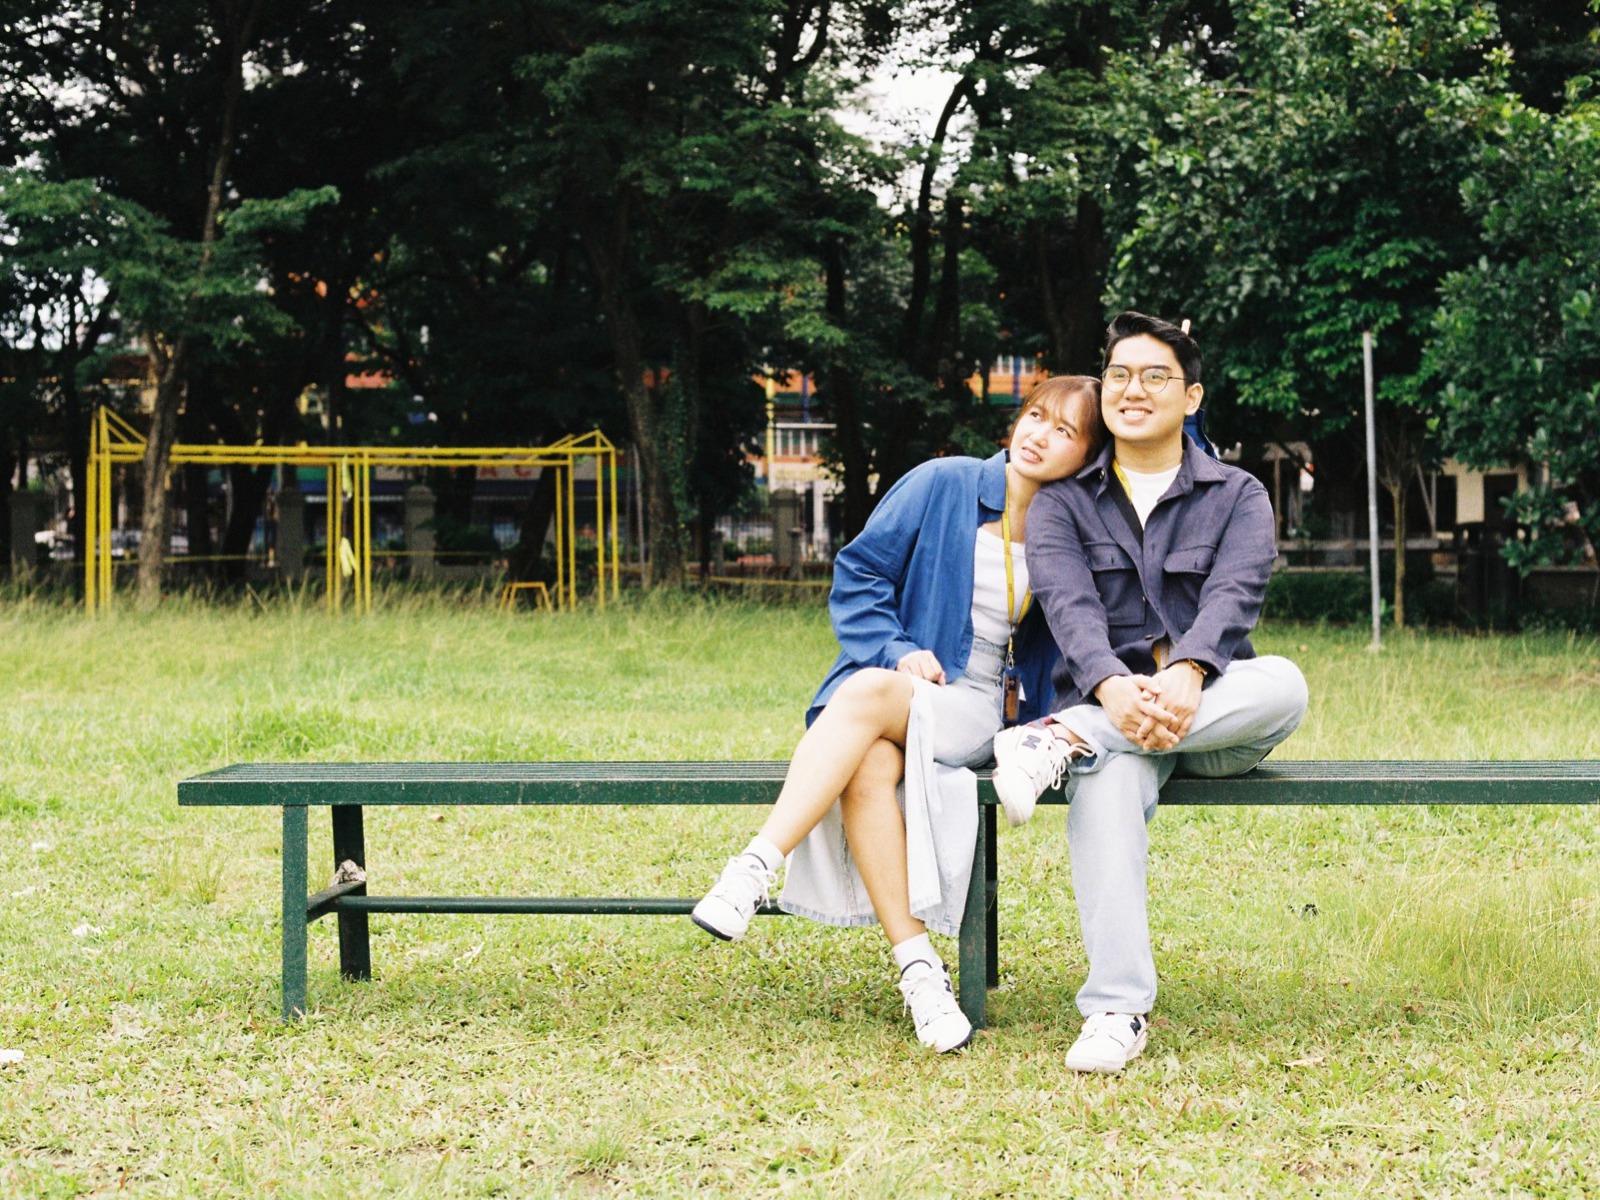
3, 0, 1599, 596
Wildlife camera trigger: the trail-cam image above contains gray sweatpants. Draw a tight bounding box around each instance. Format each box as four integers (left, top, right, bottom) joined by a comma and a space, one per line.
1053, 655, 1309, 1016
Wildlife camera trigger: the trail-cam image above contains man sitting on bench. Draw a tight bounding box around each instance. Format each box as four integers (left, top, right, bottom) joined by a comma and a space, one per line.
992, 311, 1309, 1074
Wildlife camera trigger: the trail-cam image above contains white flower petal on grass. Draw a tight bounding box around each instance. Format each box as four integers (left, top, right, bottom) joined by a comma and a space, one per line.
71, 922, 104, 938
31, 842, 51, 852
11, 887, 37, 898
0, 1049, 22, 1065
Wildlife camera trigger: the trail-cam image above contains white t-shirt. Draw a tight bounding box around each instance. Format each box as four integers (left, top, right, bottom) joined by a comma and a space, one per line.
1120, 463, 1180, 526
970, 527, 1027, 646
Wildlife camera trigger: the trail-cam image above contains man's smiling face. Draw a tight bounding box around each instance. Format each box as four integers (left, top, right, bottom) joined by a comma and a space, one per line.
1101, 333, 1204, 451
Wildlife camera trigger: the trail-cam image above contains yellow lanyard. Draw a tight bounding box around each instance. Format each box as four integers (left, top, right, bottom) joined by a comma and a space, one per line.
999, 491, 1031, 663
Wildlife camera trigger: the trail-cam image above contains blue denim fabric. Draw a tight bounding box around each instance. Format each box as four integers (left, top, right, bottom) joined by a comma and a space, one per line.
1026, 438, 1276, 708
807, 451, 1059, 728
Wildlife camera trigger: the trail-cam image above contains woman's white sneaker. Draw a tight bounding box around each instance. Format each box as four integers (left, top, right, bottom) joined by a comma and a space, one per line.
691, 854, 776, 941
897, 960, 973, 1053
1065, 1012, 1148, 1073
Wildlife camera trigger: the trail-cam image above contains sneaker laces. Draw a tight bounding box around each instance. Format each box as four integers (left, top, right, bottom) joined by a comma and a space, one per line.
712, 854, 776, 915
898, 962, 959, 1023
1030, 733, 1078, 794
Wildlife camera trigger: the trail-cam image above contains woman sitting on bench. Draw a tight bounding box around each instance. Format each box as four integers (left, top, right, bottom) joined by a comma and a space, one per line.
692, 376, 1105, 1053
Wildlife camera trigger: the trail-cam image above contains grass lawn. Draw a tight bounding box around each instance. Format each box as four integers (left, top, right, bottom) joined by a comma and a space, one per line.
2, 591, 1599, 1198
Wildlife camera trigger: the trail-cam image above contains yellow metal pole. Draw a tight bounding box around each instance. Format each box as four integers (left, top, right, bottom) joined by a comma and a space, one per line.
354, 454, 366, 614
351, 454, 363, 613
362, 454, 374, 614
593, 449, 606, 611
571, 452, 580, 607
99, 411, 113, 610
552, 464, 565, 610
608, 447, 620, 602
84, 411, 99, 613
327, 460, 341, 614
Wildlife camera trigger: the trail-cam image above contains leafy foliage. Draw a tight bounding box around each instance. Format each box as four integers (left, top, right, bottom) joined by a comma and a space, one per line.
1433, 87, 1600, 569
3, 0, 1600, 590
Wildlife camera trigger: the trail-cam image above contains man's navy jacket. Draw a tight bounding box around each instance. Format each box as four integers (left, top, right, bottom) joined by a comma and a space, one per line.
1026, 437, 1276, 709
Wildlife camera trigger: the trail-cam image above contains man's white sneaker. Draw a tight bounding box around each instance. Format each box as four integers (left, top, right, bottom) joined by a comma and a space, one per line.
897, 960, 973, 1053
991, 725, 1078, 826
691, 854, 776, 942
1065, 1012, 1148, 1073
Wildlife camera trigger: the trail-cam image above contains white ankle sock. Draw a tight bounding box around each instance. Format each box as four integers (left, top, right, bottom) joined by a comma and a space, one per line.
891, 933, 938, 973
742, 836, 784, 874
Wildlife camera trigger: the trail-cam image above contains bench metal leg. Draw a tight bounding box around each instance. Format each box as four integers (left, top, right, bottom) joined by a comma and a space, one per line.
282, 805, 308, 1021
331, 805, 371, 981
984, 805, 999, 988
957, 813, 989, 1030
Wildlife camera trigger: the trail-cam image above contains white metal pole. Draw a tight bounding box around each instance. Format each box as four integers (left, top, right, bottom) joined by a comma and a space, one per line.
1363, 330, 1381, 649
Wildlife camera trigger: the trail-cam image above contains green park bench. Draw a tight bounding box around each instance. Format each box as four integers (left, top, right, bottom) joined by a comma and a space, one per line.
178, 761, 1600, 1025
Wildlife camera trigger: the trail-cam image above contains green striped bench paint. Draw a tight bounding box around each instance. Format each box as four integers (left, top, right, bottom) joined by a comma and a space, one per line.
178, 760, 1600, 1024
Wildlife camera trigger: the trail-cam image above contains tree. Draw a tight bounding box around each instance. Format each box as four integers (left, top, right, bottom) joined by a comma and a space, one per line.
0, 170, 335, 586
1095, 0, 1509, 625
1433, 88, 1600, 570
0, 173, 122, 576
2, 1, 351, 603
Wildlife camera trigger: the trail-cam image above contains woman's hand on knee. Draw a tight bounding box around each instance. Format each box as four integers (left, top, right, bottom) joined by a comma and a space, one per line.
895, 649, 946, 685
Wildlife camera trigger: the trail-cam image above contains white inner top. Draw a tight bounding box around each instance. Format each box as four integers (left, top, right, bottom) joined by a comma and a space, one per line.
1120, 463, 1180, 526
971, 527, 1028, 647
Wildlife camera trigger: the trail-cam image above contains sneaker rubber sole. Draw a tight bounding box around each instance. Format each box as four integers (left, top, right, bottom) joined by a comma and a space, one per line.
690, 912, 737, 942
1065, 1026, 1147, 1073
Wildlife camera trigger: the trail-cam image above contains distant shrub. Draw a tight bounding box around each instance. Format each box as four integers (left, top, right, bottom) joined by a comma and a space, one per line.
1265, 558, 1456, 627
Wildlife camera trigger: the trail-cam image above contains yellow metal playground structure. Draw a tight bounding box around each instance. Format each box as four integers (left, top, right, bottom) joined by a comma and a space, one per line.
84, 407, 620, 614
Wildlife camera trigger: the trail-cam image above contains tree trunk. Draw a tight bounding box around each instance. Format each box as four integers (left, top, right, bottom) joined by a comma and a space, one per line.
674, 300, 707, 581
183, 464, 215, 569
824, 238, 872, 539
1378, 414, 1428, 632
220, 463, 272, 585
1388, 480, 1407, 630
929, 188, 967, 411
136, 344, 186, 606
900, 77, 975, 370
134, 0, 262, 607
0, 440, 15, 576
508, 468, 559, 584
581, 213, 685, 587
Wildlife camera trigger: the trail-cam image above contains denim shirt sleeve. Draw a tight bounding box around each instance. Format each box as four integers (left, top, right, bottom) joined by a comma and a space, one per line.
828, 463, 935, 670
1025, 482, 1131, 700
1167, 477, 1275, 673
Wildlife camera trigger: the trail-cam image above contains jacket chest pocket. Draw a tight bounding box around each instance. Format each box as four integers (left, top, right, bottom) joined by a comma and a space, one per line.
1085, 541, 1144, 627
1162, 544, 1217, 611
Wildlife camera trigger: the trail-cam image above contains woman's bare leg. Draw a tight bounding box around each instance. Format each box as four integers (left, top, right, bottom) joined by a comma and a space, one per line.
756, 669, 914, 854
838, 738, 973, 1052
837, 738, 924, 946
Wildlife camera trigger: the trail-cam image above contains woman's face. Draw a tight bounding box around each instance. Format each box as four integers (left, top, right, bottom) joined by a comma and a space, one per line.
1008, 394, 1096, 484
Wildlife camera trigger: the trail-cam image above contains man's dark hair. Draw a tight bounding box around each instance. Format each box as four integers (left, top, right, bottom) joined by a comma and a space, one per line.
1104, 311, 1202, 386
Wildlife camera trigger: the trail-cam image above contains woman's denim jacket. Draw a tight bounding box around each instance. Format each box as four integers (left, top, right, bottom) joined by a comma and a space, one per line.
807, 451, 1060, 727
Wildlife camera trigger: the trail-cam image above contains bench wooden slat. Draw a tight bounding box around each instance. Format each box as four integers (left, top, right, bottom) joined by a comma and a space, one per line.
179, 760, 1600, 807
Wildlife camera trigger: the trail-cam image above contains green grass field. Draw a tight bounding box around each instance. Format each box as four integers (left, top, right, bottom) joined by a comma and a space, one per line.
2, 592, 1598, 1198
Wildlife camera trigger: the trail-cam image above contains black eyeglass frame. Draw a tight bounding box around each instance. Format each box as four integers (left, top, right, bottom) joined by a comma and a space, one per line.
1101, 366, 1190, 392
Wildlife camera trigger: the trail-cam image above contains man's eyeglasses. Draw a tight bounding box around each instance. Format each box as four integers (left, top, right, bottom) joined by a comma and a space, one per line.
1102, 366, 1186, 393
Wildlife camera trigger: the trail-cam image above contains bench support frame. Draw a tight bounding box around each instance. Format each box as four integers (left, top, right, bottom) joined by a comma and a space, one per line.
280, 801, 1003, 1026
